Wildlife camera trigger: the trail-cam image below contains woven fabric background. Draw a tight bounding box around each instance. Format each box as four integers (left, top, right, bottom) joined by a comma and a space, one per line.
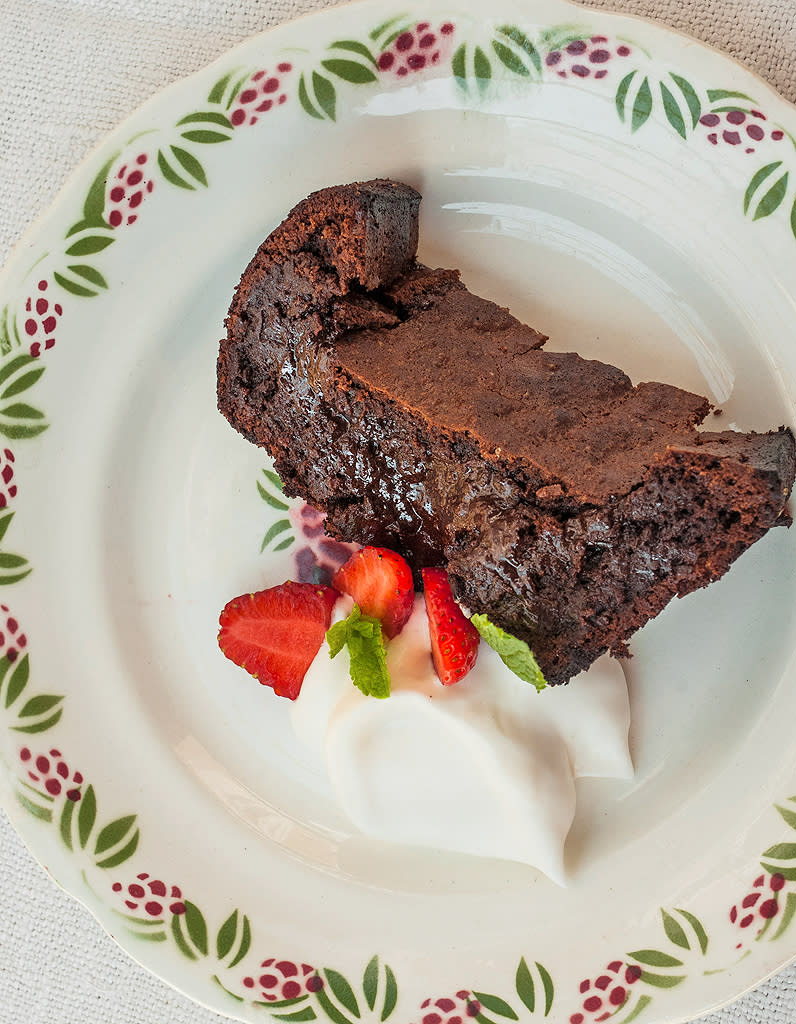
1, 1, 795, 1021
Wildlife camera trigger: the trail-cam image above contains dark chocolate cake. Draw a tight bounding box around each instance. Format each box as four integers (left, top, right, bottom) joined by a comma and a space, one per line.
218, 180, 796, 684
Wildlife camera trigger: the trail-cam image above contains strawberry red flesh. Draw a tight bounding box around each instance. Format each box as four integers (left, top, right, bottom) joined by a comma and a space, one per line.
422, 567, 480, 685
218, 581, 338, 699
332, 546, 414, 639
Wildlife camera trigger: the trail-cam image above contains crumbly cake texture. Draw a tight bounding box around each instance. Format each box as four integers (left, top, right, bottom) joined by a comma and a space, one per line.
218, 180, 796, 685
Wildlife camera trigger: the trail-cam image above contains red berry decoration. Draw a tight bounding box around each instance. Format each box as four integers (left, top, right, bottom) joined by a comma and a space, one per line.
378, 21, 455, 78
568, 961, 642, 1023
111, 873, 186, 917
242, 959, 322, 1002
698, 108, 784, 153
422, 567, 480, 685
413, 990, 481, 1024
0, 449, 17, 508
729, 872, 786, 946
20, 746, 83, 801
105, 153, 154, 228
0, 605, 27, 663
332, 546, 415, 639
218, 581, 338, 699
23, 279, 62, 358
543, 35, 632, 81
229, 65, 293, 127
289, 502, 360, 585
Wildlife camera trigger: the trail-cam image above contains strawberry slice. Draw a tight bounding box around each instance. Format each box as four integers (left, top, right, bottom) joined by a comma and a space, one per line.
332, 546, 414, 639
218, 581, 338, 699
422, 567, 480, 685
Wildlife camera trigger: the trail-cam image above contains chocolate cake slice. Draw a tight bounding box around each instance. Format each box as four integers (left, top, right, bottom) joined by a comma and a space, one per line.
218, 180, 796, 684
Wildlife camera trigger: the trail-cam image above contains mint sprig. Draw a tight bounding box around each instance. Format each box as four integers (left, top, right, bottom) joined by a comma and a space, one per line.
326, 604, 391, 698
470, 614, 548, 692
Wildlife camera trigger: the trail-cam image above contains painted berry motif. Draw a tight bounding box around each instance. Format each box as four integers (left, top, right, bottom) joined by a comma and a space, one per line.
698, 108, 786, 153
568, 961, 642, 1023
290, 502, 359, 585
543, 35, 632, 81
729, 872, 786, 946
0, 607, 27, 663
0, 450, 17, 508
242, 959, 323, 1001
112, 872, 186, 917
19, 746, 82, 801
22, 280, 62, 358
377, 21, 455, 77
105, 153, 155, 228
415, 990, 481, 1024
230, 65, 293, 127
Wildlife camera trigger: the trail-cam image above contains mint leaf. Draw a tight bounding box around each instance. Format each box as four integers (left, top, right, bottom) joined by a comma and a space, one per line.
470, 614, 547, 691
326, 605, 390, 698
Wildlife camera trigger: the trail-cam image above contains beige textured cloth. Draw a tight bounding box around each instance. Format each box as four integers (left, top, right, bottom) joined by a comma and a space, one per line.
1, 1, 796, 1022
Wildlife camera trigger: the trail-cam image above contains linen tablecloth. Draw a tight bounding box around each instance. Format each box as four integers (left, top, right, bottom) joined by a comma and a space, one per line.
1, 1, 796, 1021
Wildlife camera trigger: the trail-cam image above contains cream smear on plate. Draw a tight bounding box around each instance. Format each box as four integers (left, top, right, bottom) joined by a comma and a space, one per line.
291, 596, 633, 884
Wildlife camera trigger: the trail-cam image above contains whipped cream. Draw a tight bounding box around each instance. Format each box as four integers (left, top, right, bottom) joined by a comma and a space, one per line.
291, 596, 632, 884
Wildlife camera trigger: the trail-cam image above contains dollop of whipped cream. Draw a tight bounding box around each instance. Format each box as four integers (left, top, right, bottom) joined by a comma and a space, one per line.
291, 596, 632, 884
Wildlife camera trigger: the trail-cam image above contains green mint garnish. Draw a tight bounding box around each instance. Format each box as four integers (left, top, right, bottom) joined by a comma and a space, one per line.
470, 614, 548, 692
326, 604, 391, 699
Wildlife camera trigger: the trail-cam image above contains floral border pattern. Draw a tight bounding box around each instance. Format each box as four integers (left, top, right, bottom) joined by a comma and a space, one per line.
3, 10, 796, 1024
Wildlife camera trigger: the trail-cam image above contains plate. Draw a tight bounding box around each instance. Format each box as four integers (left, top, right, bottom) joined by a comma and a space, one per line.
2, 1, 796, 1021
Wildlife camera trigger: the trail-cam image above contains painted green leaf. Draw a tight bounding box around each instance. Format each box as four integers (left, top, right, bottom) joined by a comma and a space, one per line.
762, 864, 796, 881
4, 654, 29, 708
272, 1008, 317, 1022
81, 155, 118, 228
312, 72, 337, 121
474, 46, 491, 92
158, 150, 195, 191
616, 995, 653, 1024
177, 110, 234, 129
257, 479, 290, 510
65, 234, 115, 257
321, 59, 377, 84
0, 512, 13, 544
514, 958, 535, 1013
536, 961, 554, 1016
261, 519, 292, 552
661, 908, 690, 949
752, 172, 789, 221
264, 468, 284, 490
762, 842, 796, 860
78, 785, 97, 847
96, 828, 139, 868
637, 971, 686, 989
777, 803, 796, 831
299, 73, 324, 119
451, 43, 467, 90
772, 890, 796, 940
628, 949, 683, 968
180, 129, 232, 144
53, 271, 98, 298
492, 26, 541, 77
0, 308, 12, 357
95, 813, 137, 855
615, 70, 637, 122
59, 794, 76, 850
0, 402, 45, 421
273, 536, 294, 552
329, 40, 378, 67
170, 146, 208, 188
216, 909, 238, 960
1, 366, 45, 400
229, 914, 251, 969
670, 73, 701, 128
18, 693, 61, 718
184, 900, 209, 956
472, 992, 518, 1019
363, 956, 379, 1011
491, 40, 529, 77
0, 422, 48, 440
67, 264, 108, 289
208, 71, 234, 104
369, 15, 405, 42
212, 972, 245, 1002
660, 83, 686, 139
172, 913, 199, 961
226, 72, 252, 110
314, 986, 355, 1024
323, 969, 360, 1018
16, 791, 53, 822
381, 965, 397, 1021
675, 908, 709, 955
131, 929, 168, 943
0, 354, 36, 388
501, 26, 541, 74
791, 195, 796, 241
12, 709, 63, 734
538, 24, 591, 53
631, 77, 653, 132
707, 88, 754, 103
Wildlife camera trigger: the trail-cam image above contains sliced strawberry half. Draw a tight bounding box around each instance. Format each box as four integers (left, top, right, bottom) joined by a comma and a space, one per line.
422, 567, 480, 685
332, 546, 414, 639
218, 581, 338, 699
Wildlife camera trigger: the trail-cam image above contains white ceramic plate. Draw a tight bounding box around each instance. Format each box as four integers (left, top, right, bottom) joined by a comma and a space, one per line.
2, 1, 796, 1021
